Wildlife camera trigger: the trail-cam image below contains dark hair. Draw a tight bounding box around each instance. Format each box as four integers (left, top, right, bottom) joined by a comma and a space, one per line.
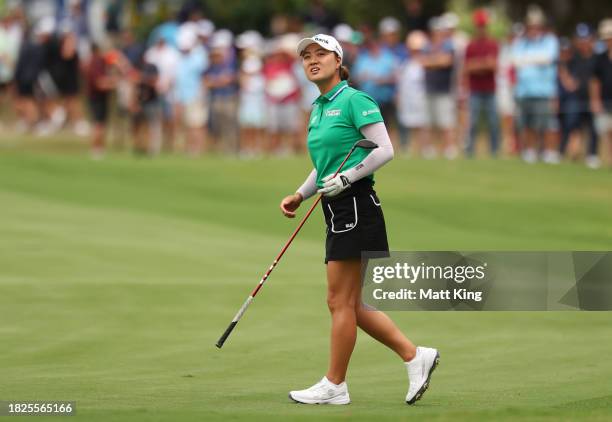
339, 65, 350, 81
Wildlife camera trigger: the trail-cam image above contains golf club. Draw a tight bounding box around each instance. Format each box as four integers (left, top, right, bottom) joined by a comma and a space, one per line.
216, 139, 378, 348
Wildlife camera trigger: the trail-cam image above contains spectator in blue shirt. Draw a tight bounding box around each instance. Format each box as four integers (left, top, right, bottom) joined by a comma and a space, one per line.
204, 30, 240, 154
352, 34, 399, 131
511, 7, 560, 164
174, 25, 209, 156
379, 17, 409, 63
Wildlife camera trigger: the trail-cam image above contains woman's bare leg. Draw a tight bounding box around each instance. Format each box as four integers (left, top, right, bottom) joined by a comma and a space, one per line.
325, 260, 361, 384
326, 259, 418, 385
356, 304, 417, 362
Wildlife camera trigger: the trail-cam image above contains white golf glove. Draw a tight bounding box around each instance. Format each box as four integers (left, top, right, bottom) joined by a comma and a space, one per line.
318, 173, 351, 197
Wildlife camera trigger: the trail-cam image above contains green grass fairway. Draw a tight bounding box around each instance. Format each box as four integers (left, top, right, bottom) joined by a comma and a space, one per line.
1, 136, 612, 421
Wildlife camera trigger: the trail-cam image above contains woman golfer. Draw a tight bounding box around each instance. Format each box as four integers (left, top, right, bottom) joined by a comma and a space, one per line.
280, 34, 439, 405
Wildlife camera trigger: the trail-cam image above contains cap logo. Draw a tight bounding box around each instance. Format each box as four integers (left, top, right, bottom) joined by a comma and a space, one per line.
314, 36, 329, 44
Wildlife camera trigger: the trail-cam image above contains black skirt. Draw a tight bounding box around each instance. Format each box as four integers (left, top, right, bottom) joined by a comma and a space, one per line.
321, 179, 389, 263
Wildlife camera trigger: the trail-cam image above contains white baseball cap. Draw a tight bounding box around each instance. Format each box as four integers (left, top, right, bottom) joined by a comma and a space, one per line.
333, 24, 354, 43
196, 19, 215, 38
177, 24, 197, 51
296, 33, 343, 61
35, 16, 56, 36
379, 17, 401, 34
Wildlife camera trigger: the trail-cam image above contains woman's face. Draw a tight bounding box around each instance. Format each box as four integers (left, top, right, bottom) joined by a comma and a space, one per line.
301, 43, 340, 83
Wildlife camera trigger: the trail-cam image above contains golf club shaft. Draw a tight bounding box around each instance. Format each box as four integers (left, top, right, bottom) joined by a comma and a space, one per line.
215, 145, 359, 348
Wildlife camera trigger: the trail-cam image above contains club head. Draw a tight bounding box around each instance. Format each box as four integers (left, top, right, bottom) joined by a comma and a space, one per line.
354, 139, 378, 150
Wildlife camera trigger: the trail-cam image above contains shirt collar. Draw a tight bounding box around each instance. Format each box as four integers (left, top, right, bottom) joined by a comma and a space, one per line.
314, 80, 348, 104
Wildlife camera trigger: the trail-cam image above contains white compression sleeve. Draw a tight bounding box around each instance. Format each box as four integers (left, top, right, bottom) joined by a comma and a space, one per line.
296, 168, 318, 200
343, 122, 394, 183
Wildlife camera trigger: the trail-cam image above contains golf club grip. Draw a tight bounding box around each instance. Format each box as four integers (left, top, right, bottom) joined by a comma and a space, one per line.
216, 321, 237, 348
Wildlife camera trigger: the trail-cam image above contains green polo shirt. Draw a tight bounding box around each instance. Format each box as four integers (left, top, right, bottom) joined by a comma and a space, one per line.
307, 80, 384, 188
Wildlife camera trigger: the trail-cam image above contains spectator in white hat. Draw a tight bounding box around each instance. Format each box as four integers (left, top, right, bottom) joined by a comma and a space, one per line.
332, 23, 357, 68
173, 24, 209, 156
237, 54, 266, 157
144, 34, 180, 151
396, 30, 429, 155
379, 16, 408, 63
204, 29, 240, 153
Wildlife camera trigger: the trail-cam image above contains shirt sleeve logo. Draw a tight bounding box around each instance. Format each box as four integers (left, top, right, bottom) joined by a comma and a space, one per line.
362, 108, 380, 116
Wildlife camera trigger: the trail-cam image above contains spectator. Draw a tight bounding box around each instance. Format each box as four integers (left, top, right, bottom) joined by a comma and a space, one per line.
49, 25, 89, 136
204, 30, 240, 154
421, 17, 457, 159
14, 18, 51, 132
558, 24, 599, 168
144, 35, 179, 152
497, 23, 522, 155
130, 62, 160, 156
238, 54, 266, 157
59, 0, 91, 61
352, 34, 398, 134
464, 9, 500, 157
333, 24, 357, 68
86, 43, 116, 159
590, 19, 612, 167
511, 7, 560, 164
262, 35, 302, 154
379, 17, 409, 62
396, 30, 428, 155
173, 24, 208, 156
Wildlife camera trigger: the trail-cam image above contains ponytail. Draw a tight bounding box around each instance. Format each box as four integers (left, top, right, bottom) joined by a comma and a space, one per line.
339, 65, 350, 81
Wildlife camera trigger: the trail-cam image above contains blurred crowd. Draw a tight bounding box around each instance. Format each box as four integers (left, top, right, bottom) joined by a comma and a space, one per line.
1, 1, 612, 167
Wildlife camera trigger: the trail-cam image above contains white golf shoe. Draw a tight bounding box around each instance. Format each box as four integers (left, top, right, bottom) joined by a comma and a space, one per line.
289, 376, 350, 405
405, 346, 440, 405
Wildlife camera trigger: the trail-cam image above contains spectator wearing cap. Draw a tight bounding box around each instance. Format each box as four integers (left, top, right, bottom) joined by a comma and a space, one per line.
396, 30, 429, 155
144, 34, 180, 152
420, 16, 458, 159
262, 34, 303, 154
558, 24, 599, 168
352, 32, 399, 137
204, 29, 240, 154
148, 17, 180, 49
590, 19, 612, 167
173, 24, 209, 156
236, 30, 266, 157
379, 17, 409, 63
464, 9, 500, 157
511, 7, 560, 164
333, 24, 358, 68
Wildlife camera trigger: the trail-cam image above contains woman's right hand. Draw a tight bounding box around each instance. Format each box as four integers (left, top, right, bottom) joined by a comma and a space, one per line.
280, 193, 303, 218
